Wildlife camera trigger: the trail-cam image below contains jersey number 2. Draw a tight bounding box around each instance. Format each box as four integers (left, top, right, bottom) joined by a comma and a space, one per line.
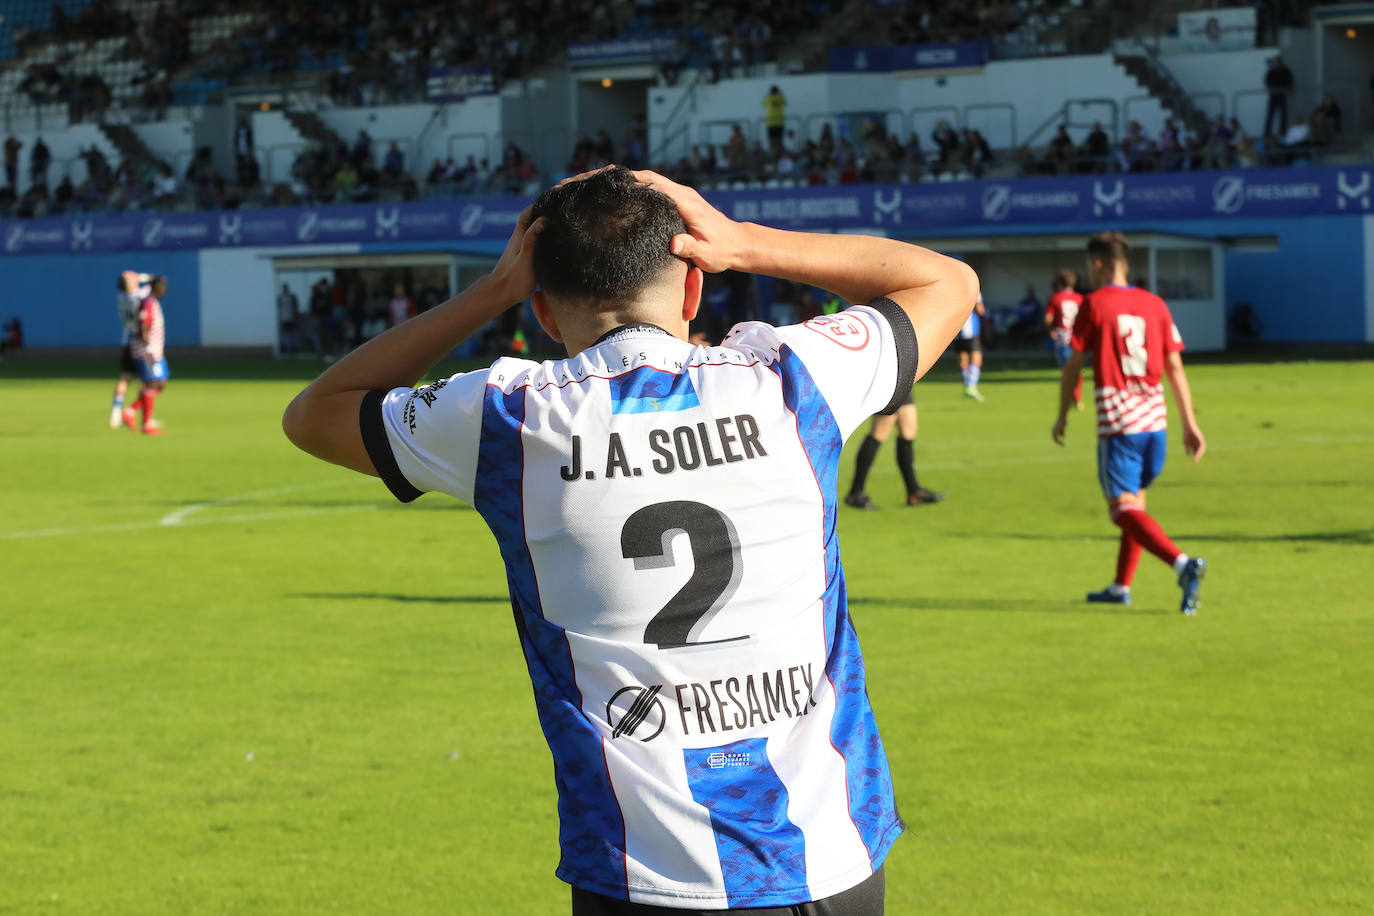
1117, 314, 1148, 377
621, 501, 744, 649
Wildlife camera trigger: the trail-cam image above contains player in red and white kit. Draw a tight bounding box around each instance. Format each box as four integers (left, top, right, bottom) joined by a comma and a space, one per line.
121, 275, 170, 435
1044, 268, 1083, 410
1052, 233, 1207, 614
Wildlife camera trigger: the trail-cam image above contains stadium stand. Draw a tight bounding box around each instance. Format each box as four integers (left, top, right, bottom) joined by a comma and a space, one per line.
0, 0, 1369, 219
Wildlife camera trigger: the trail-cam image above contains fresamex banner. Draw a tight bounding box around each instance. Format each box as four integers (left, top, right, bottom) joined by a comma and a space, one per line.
1178, 9, 1256, 52
1, 168, 1370, 255
829, 41, 988, 73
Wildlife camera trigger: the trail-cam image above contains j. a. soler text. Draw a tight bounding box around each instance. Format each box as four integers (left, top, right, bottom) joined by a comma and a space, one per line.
559, 415, 767, 482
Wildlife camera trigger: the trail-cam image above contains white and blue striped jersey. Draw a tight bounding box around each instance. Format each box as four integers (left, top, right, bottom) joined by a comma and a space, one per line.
361, 301, 918, 909
958, 293, 981, 340
117, 285, 148, 345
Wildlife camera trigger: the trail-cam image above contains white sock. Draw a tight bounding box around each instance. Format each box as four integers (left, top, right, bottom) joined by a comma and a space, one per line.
969, 365, 981, 387
1172, 554, 1190, 576
960, 367, 970, 386
1108, 583, 1129, 597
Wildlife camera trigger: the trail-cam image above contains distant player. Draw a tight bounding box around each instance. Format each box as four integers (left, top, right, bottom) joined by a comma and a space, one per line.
1044, 269, 1083, 410
955, 291, 986, 401
110, 270, 151, 428
121, 275, 170, 435
1052, 233, 1207, 614
844, 395, 944, 509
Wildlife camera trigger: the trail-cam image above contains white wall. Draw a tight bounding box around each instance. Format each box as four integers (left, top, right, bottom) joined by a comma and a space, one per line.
316, 98, 504, 177
1157, 47, 1277, 136
648, 56, 1173, 160
4, 123, 120, 193
198, 247, 281, 347
131, 119, 200, 176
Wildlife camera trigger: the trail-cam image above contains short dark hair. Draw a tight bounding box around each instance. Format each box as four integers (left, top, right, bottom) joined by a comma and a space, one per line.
1086, 231, 1130, 266
530, 167, 686, 305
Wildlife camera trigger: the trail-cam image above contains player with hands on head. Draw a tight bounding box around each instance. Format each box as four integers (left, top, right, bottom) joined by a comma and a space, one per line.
285, 166, 978, 915
110, 270, 151, 428
1053, 232, 1207, 614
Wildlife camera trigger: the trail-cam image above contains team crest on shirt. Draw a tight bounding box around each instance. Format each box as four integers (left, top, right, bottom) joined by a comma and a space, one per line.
607, 684, 667, 742
802, 313, 869, 350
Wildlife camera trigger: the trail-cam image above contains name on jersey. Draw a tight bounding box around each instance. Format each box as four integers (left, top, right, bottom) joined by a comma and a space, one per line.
559, 414, 766, 482
664, 663, 817, 739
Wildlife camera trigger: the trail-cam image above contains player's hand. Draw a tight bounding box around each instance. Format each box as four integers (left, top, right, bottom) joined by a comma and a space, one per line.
631, 169, 746, 274
488, 206, 544, 304
1051, 416, 1067, 446
1183, 424, 1206, 462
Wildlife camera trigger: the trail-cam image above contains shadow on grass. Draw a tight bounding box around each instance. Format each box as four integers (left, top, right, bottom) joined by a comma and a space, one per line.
849, 595, 1169, 616
946, 529, 1373, 546
292, 592, 509, 604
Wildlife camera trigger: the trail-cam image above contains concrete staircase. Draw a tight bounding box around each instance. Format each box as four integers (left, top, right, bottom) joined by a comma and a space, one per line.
1114, 51, 1211, 136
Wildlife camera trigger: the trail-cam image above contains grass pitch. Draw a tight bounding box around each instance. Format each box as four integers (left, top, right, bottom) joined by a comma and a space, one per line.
1, 353, 1371, 914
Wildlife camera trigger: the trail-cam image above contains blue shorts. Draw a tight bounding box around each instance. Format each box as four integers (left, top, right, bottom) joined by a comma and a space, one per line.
1054, 342, 1073, 366
137, 358, 170, 384
1097, 430, 1167, 501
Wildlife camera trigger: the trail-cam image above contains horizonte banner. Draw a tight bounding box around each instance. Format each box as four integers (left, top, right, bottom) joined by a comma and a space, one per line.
1, 167, 1370, 255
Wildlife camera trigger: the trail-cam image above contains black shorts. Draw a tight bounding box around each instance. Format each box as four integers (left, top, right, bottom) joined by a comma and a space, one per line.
953, 335, 981, 355
119, 342, 138, 375
571, 866, 885, 916
878, 386, 914, 416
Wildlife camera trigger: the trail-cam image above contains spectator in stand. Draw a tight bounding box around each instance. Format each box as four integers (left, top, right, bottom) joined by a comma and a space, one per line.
763, 85, 787, 153
1157, 119, 1182, 171
30, 137, 50, 188
1263, 56, 1294, 138
659, 34, 688, 86
383, 142, 405, 179
278, 284, 301, 354
5, 136, 21, 188
1047, 125, 1075, 174
932, 122, 959, 169
1202, 115, 1233, 170
388, 283, 416, 326
1080, 122, 1110, 173
1317, 94, 1342, 135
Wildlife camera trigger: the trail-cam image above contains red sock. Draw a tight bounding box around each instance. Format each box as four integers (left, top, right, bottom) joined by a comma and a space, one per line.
1113, 507, 1181, 567
1114, 531, 1142, 587
140, 390, 157, 425
131, 391, 146, 417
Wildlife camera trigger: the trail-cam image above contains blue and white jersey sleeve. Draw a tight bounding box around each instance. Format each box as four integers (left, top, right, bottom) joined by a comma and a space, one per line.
721, 299, 917, 439
360, 366, 507, 505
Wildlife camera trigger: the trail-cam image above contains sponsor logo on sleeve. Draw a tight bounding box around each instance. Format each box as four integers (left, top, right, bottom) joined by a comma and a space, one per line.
803, 312, 871, 350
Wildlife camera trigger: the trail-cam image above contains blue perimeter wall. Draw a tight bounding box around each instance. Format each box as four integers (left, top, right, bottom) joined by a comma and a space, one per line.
6, 250, 202, 348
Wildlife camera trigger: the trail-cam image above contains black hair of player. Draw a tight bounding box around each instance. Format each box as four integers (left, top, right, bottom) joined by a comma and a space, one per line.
530, 167, 686, 305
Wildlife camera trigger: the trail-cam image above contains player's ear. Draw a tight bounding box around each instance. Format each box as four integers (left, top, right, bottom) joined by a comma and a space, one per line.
530, 290, 564, 343
681, 266, 703, 322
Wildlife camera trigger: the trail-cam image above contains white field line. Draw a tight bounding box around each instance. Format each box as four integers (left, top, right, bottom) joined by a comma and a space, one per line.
159, 480, 353, 526
3, 480, 378, 541
2, 435, 1369, 541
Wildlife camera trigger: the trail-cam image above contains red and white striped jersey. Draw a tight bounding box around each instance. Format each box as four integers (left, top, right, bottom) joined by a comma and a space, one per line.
1070, 285, 1184, 437
1045, 289, 1082, 348
132, 296, 165, 362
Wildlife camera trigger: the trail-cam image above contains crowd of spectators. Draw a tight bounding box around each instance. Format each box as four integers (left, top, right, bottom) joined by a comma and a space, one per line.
277, 275, 451, 357
423, 139, 539, 197
1020, 90, 1347, 178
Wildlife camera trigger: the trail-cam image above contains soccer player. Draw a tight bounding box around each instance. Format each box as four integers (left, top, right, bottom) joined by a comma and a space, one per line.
283, 166, 978, 914
1052, 232, 1207, 614
955, 291, 986, 401
1044, 269, 1084, 411
110, 270, 150, 428
121, 275, 170, 435
844, 398, 944, 509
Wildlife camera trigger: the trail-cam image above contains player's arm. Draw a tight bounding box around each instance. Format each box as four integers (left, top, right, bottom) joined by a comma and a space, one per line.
1051, 348, 1085, 445
1044, 303, 1056, 335
1163, 352, 1206, 461
633, 170, 978, 379
282, 209, 542, 475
